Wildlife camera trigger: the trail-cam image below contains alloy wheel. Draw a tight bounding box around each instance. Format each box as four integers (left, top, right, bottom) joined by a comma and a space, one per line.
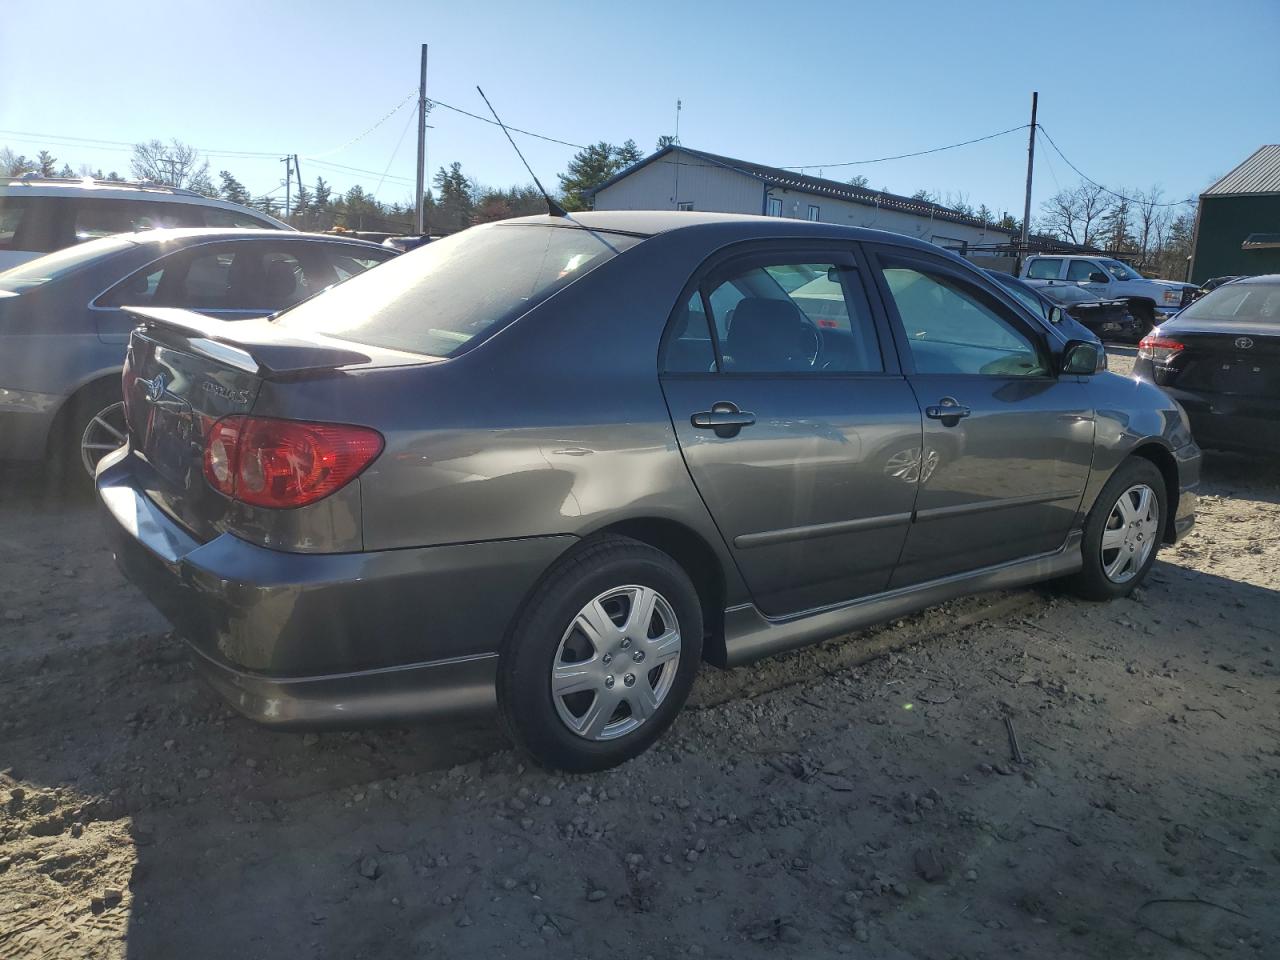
1100, 483, 1160, 584
80, 401, 127, 477
551, 585, 681, 741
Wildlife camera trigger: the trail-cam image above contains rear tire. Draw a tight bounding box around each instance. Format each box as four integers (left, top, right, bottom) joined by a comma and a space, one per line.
497, 535, 703, 772
1069, 458, 1166, 601
50, 382, 126, 493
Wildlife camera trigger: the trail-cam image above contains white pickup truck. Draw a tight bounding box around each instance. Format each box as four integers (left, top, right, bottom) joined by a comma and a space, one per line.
1019, 254, 1197, 332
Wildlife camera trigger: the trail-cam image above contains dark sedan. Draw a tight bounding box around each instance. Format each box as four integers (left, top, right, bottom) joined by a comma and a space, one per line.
1038, 283, 1143, 341
99, 212, 1200, 771
1134, 274, 1280, 454
0, 229, 396, 479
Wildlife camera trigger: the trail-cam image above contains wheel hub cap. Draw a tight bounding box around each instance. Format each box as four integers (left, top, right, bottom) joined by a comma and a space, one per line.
551, 585, 681, 741
1101, 483, 1160, 584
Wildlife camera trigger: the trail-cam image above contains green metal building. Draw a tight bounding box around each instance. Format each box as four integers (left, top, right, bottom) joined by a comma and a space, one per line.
1190, 144, 1280, 283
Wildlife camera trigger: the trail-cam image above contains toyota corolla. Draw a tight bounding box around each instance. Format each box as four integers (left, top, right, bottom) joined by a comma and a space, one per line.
98, 212, 1200, 771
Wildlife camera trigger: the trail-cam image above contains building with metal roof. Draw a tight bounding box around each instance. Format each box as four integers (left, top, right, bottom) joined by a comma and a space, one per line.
590, 145, 1014, 249
1190, 145, 1280, 282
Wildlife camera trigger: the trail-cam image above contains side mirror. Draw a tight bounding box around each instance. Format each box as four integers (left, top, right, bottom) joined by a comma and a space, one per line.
1061, 339, 1101, 376
1047, 305, 1065, 324
1088, 271, 1109, 283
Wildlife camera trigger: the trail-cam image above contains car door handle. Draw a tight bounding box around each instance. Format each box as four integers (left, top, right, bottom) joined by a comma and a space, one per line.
691, 402, 756, 438
925, 397, 971, 424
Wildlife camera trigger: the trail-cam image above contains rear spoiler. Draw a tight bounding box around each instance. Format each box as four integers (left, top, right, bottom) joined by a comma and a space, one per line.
124, 306, 371, 377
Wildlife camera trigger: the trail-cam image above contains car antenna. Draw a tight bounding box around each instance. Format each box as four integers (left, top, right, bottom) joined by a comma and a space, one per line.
475, 85, 569, 218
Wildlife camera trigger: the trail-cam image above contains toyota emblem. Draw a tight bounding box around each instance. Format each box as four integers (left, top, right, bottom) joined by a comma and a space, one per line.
1235, 337, 1254, 350
142, 373, 167, 402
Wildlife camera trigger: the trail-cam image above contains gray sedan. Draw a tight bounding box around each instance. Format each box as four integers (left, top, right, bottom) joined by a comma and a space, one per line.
0, 229, 395, 479
98, 212, 1200, 771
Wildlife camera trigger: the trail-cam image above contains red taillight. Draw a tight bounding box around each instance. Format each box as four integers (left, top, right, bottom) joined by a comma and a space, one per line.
203, 416, 383, 509
1137, 335, 1185, 363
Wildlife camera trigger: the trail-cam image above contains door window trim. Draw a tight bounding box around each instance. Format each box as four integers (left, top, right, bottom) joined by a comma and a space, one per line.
863, 245, 1056, 380
658, 239, 903, 379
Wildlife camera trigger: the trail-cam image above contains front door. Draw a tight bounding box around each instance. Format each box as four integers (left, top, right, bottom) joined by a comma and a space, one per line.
660, 244, 923, 617
865, 246, 1096, 587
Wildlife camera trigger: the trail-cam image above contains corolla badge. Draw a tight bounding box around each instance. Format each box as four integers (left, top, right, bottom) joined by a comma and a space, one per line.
139, 373, 168, 403
201, 380, 251, 405
1235, 337, 1254, 350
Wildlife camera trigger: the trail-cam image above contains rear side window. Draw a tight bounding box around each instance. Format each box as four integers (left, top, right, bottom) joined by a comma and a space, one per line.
275, 223, 643, 357
1026, 258, 1061, 280
329, 249, 393, 281
73, 199, 201, 242
1066, 260, 1100, 281
0, 196, 59, 252
664, 256, 884, 375
201, 206, 276, 229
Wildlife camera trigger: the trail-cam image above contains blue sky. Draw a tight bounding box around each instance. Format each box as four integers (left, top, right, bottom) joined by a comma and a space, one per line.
3, 0, 1276, 221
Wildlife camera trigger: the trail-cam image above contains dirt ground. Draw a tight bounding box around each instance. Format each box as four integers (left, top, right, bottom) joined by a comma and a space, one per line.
3, 350, 1278, 960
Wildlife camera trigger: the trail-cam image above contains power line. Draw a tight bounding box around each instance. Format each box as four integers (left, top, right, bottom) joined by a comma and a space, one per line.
372, 105, 418, 198
307, 158, 416, 185
780, 124, 1030, 170
305, 91, 418, 160
425, 96, 585, 149
1036, 125, 1196, 207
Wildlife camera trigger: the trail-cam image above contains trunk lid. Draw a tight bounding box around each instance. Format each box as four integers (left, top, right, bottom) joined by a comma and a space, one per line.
1161, 320, 1280, 398
120, 307, 396, 540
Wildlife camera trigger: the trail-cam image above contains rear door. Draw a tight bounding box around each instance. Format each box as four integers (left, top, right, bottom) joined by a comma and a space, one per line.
865, 245, 1095, 587
660, 242, 923, 617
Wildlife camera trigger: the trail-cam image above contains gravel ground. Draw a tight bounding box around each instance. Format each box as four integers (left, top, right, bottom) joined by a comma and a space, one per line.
3, 351, 1278, 959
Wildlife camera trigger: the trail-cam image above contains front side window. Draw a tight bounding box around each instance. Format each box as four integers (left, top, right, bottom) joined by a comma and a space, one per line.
766, 197, 783, 217
1066, 260, 1104, 281
690, 258, 883, 374
1026, 258, 1062, 280
276, 223, 643, 357
879, 260, 1048, 377
100, 242, 329, 311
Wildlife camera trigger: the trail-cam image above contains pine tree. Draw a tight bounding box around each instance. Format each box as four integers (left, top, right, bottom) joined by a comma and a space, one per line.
37, 150, 57, 177
218, 171, 252, 206
432, 162, 475, 233
558, 142, 635, 212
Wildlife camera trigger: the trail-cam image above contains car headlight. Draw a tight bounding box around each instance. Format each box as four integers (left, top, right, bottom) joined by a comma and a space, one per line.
1161, 289, 1181, 304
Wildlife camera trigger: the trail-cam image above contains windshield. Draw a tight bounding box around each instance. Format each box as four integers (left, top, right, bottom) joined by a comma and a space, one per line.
1100, 258, 1141, 281
1177, 281, 1280, 324
0, 234, 136, 287
275, 222, 643, 357
1041, 285, 1101, 305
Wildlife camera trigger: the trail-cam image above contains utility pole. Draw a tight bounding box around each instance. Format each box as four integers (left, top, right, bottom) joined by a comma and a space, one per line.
293, 154, 303, 206
282, 155, 293, 219
415, 43, 429, 236
1019, 91, 1038, 262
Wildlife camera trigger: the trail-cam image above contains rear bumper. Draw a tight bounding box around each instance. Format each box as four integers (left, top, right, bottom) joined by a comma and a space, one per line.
1163, 387, 1280, 456
97, 450, 575, 728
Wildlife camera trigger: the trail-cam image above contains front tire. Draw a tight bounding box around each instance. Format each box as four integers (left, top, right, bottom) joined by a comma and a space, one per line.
1069, 458, 1166, 601
498, 535, 703, 772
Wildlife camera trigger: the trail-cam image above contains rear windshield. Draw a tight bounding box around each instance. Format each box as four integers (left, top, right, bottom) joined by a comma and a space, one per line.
1178, 281, 1280, 324
0, 234, 135, 285
275, 222, 643, 357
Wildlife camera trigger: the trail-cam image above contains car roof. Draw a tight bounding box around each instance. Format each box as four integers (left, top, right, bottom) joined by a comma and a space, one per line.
121, 227, 389, 248
1229, 274, 1280, 284
0, 179, 292, 228
504, 210, 947, 254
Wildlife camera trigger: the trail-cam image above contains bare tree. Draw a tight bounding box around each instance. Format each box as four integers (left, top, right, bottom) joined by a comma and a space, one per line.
1, 146, 34, 176
1040, 182, 1113, 247
1132, 186, 1165, 266
130, 139, 215, 195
